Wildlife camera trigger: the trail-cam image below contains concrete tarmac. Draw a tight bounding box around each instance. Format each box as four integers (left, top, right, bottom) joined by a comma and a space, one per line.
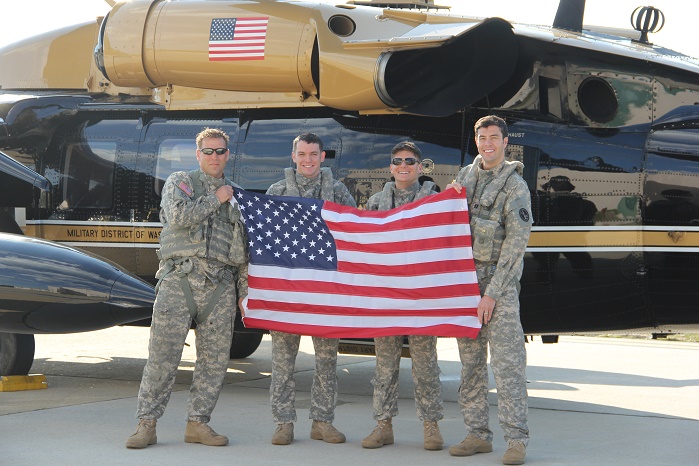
1, 329, 698, 465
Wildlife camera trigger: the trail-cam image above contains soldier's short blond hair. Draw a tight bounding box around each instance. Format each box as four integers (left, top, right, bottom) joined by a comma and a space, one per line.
196, 127, 230, 149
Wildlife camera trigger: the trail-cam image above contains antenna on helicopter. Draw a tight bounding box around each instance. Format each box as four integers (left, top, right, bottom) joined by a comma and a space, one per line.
631, 6, 665, 45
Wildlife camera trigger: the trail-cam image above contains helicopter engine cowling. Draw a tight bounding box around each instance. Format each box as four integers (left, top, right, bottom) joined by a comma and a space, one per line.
96, 0, 518, 116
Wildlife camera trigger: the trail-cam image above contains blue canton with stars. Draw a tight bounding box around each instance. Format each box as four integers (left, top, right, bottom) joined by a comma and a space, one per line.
209, 18, 237, 42
235, 189, 338, 271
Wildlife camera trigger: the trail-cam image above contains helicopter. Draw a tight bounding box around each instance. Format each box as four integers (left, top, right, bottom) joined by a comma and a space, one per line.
1, 0, 698, 375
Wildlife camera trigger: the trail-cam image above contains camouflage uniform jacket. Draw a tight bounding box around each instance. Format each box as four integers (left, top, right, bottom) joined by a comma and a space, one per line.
266, 167, 356, 207
365, 181, 436, 210
156, 169, 248, 296
455, 155, 532, 301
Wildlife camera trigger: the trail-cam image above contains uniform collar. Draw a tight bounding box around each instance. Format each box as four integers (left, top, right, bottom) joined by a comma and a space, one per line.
295, 170, 320, 187
477, 159, 505, 176
392, 181, 419, 195
197, 169, 225, 187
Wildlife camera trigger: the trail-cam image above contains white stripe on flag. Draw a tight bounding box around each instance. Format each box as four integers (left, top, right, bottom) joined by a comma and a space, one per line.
322, 197, 468, 224
329, 224, 471, 244
250, 288, 481, 311
248, 264, 477, 287
336, 246, 471, 266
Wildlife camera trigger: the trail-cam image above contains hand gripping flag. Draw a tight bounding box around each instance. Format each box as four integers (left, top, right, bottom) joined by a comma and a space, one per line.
234, 188, 481, 338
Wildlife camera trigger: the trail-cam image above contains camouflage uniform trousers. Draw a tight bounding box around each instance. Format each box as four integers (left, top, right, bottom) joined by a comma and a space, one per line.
456, 283, 529, 445
372, 335, 443, 422
135, 275, 235, 423
270, 331, 339, 423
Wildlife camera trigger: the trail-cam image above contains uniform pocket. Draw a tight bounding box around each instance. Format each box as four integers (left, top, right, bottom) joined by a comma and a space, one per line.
227, 220, 248, 264
471, 217, 498, 261
189, 223, 206, 244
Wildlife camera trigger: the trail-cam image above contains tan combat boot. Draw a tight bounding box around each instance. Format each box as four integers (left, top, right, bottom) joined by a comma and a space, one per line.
310, 420, 346, 443
503, 440, 527, 465
125, 419, 157, 449
184, 421, 229, 446
271, 423, 294, 445
361, 418, 394, 449
423, 421, 444, 450
448, 434, 493, 457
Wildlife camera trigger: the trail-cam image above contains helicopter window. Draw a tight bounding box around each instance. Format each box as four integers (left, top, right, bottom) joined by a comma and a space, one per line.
539, 76, 563, 119
578, 77, 618, 123
59, 141, 116, 210
155, 139, 199, 196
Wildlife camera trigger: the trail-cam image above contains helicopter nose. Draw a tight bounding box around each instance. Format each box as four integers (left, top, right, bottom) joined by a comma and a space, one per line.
108, 272, 156, 310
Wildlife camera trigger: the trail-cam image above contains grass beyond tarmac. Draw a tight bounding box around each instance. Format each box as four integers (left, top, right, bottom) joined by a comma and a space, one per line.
583, 333, 699, 343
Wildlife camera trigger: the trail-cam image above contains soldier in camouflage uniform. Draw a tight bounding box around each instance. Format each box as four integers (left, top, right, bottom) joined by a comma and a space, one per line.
266, 132, 357, 446
361, 141, 444, 451
126, 128, 248, 449
447, 116, 532, 465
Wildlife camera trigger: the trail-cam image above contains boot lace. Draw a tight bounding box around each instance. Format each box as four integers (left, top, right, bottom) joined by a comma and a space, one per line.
425, 422, 439, 438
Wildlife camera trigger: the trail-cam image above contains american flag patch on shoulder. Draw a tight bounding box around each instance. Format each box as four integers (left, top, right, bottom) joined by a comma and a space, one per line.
178, 182, 193, 197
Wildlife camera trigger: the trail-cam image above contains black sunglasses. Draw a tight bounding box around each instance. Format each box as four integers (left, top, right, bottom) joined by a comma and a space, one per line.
391, 157, 419, 166
199, 147, 228, 155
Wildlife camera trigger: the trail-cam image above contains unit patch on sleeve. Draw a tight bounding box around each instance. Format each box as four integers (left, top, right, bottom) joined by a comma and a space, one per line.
519, 208, 530, 223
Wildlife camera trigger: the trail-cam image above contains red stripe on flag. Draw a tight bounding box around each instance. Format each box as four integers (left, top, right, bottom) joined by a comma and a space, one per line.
323, 187, 466, 218
246, 300, 477, 317
247, 277, 480, 300
334, 234, 471, 253
209, 57, 265, 61
326, 211, 465, 234
209, 42, 267, 48
242, 319, 481, 338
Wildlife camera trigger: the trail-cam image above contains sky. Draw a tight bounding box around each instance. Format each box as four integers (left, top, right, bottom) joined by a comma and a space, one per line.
0, 0, 696, 58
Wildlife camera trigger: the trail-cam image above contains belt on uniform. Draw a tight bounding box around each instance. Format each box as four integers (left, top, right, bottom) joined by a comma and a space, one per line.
156, 258, 234, 325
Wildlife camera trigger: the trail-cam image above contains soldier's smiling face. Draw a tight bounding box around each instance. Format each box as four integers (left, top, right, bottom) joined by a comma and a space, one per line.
390, 149, 422, 189
292, 140, 325, 179
476, 125, 508, 170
